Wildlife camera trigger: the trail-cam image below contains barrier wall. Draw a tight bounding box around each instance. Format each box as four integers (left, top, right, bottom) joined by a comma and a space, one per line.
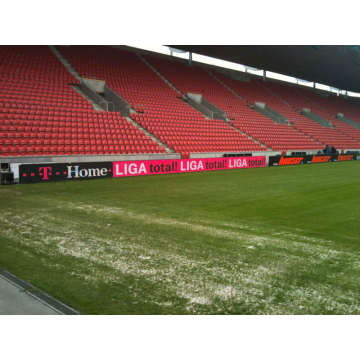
19, 162, 113, 184
269, 154, 356, 166
113, 156, 266, 178
18, 156, 266, 183
16, 153, 357, 184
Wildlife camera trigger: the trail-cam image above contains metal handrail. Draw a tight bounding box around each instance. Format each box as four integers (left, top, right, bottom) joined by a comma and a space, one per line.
187, 94, 214, 119
101, 85, 131, 116
104, 85, 130, 109
82, 82, 110, 111
201, 97, 226, 116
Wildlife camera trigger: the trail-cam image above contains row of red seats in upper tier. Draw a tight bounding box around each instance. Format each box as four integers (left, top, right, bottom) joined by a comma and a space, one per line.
256, 81, 360, 149
144, 55, 323, 152
0, 46, 76, 84
2, 45, 360, 158
211, 72, 360, 150
58, 46, 264, 157
298, 87, 360, 125
293, 87, 360, 142
0, 45, 165, 156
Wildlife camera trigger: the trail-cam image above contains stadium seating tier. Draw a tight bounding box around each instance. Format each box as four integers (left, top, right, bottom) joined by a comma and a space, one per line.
58, 46, 265, 157
0, 46, 165, 156
144, 55, 324, 152
1, 45, 360, 158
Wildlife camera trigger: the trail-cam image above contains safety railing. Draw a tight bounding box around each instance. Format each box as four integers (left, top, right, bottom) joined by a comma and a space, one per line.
255, 103, 289, 124
187, 94, 214, 119
302, 109, 332, 127
201, 97, 227, 121
104, 85, 131, 116
81, 81, 110, 111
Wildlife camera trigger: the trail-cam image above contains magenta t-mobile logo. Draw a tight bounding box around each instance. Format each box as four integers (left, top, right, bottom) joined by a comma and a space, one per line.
39, 167, 52, 180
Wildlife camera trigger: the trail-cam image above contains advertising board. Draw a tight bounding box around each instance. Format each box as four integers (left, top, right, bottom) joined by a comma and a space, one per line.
19, 162, 113, 183
113, 156, 266, 178
269, 154, 356, 166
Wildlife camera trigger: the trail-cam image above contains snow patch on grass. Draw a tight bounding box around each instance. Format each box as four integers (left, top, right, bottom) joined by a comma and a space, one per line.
1, 205, 360, 314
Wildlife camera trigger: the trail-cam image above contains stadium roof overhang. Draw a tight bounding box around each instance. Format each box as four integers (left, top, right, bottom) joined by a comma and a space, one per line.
167, 45, 360, 93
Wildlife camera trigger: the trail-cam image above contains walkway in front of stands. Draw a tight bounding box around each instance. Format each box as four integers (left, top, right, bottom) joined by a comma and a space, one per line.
0, 270, 78, 315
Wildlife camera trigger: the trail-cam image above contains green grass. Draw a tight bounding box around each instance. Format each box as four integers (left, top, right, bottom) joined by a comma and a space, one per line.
1, 161, 360, 314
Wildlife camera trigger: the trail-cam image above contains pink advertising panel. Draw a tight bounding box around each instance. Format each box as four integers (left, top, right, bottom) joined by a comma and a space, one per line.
113, 156, 266, 178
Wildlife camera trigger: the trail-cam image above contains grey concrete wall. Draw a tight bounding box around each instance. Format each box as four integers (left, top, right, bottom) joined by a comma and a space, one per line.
344, 149, 360, 153
82, 78, 105, 93
285, 150, 321, 155
187, 94, 227, 120
1, 153, 181, 165
337, 114, 360, 129
201, 98, 227, 121
187, 95, 214, 118
255, 102, 265, 109
104, 86, 130, 117
255, 103, 289, 124
302, 109, 332, 127
188, 93, 202, 102
226, 72, 251, 82
81, 82, 108, 110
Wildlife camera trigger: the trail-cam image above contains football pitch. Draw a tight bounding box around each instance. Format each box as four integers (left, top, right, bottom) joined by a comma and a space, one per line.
0, 161, 359, 314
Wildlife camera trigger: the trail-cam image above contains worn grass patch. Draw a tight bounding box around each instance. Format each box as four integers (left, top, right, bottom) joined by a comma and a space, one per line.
0, 161, 360, 314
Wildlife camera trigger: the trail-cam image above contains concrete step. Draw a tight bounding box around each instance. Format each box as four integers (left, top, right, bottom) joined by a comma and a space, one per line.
254, 103, 289, 125
294, 87, 329, 116
206, 70, 276, 151
139, 54, 213, 122
71, 85, 103, 111
256, 80, 292, 107
126, 117, 175, 153
337, 114, 360, 130
227, 122, 270, 151
139, 55, 182, 95
48, 45, 82, 80
207, 69, 248, 104
302, 108, 332, 127
294, 88, 342, 128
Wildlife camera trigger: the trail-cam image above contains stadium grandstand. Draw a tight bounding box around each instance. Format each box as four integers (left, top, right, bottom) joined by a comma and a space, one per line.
2, 45, 360, 167
1, 45, 360, 318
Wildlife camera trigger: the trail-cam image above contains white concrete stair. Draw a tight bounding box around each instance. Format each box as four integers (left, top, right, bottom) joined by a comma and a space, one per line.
256, 80, 292, 107
206, 69, 249, 104
139, 55, 216, 120
294, 87, 330, 114
295, 89, 360, 139
227, 122, 271, 150
139, 55, 269, 150
139, 54, 183, 96
210, 70, 323, 149
48, 45, 81, 80
71, 85, 103, 111
206, 70, 271, 149
50, 46, 102, 112
126, 117, 175, 153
